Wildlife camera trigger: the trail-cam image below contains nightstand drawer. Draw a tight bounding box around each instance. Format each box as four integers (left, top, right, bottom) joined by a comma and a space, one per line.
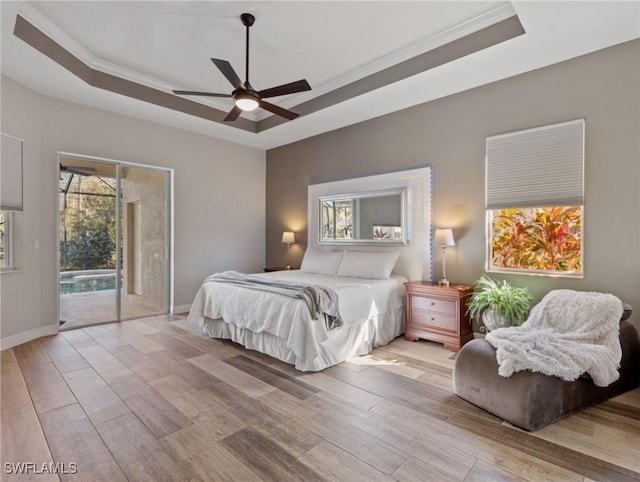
411, 296, 456, 315
411, 310, 457, 332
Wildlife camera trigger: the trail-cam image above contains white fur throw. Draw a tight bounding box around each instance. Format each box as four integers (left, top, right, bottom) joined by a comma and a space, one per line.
485, 289, 623, 387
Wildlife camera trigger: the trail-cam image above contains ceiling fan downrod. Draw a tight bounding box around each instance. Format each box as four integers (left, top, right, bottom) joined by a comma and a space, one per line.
241, 13, 255, 87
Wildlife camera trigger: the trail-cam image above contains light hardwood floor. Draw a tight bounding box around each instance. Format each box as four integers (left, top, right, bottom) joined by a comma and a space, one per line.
60, 290, 164, 330
1, 315, 639, 481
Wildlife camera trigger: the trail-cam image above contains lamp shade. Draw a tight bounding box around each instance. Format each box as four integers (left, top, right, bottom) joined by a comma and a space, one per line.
434, 228, 455, 247
281, 231, 295, 244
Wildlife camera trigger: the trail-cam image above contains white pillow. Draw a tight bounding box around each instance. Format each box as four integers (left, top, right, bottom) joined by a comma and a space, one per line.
300, 247, 343, 275
337, 251, 400, 279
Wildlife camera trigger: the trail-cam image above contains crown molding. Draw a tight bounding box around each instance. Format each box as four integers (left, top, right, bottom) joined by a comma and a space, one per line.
16, 2, 242, 116
253, 2, 517, 120
17, 2, 516, 123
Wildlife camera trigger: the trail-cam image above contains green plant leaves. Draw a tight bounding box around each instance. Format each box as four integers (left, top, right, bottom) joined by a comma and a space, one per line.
490, 206, 582, 272
466, 274, 533, 326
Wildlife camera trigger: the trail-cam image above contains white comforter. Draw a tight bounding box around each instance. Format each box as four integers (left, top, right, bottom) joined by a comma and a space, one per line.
188, 270, 406, 363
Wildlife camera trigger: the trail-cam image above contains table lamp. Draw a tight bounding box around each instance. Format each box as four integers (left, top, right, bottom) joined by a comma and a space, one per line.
281, 231, 295, 270
434, 228, 455, 287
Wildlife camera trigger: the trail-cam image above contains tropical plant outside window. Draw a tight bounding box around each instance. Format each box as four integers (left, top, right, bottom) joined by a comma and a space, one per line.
373, 226, 402, 240
59, 173, 117, 271
489, 206, 582, 276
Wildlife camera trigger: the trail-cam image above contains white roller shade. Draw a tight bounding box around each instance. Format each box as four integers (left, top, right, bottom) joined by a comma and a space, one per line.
486, 119, 584, 209
1, 133, 23, 211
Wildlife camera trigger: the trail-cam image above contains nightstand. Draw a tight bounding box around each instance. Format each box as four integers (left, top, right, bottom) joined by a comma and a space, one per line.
263, 267, 286, 272
404, 281, 473, 352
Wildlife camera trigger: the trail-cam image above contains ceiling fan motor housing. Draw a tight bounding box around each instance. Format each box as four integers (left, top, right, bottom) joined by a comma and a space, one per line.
241, 13, 255, 27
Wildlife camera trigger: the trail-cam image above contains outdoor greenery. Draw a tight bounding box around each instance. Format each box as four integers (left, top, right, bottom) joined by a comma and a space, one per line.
322, 199, 353, 240
467, 274, 533, 326
490, 206, 582, 273
59, 175, 117, 271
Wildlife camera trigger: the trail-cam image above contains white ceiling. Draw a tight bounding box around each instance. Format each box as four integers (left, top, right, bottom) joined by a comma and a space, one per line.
2, 1, 639, 150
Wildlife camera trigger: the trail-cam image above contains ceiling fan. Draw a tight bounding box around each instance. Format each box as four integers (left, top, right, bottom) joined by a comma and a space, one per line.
60, 164, 97, 176
172, 13, 311, 122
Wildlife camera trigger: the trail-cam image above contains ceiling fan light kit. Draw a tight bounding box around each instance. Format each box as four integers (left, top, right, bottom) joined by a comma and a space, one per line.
234, 92, 259, 111
173, 12, 311, 122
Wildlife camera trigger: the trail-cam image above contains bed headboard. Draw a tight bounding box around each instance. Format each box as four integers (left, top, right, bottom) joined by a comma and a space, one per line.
307, 167, 433, 282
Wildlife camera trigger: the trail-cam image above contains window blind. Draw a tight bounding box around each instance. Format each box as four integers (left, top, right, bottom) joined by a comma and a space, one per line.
1, 133, 23, 211
486, 119, 584, 209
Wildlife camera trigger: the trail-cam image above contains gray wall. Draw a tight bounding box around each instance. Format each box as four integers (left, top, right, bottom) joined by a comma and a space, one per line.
266, 40, 640, 329
1, 76, 266, 343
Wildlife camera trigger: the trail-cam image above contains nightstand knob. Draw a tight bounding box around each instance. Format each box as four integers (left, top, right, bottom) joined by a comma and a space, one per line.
430, 301, 435, 306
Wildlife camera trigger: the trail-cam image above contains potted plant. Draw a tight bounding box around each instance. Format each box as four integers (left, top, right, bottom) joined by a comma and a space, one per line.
466, 274, 533, 331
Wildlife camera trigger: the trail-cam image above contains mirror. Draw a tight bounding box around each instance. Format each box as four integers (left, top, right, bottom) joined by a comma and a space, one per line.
319, 189, 407, 245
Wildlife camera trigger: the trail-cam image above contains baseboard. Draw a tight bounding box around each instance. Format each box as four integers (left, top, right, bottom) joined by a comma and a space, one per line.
0, 323, 59, 351
171, 304, 191, 315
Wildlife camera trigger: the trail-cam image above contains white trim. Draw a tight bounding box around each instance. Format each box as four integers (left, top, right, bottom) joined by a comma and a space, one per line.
172, 304, 191, 315
168, 170, 175, 320
254, 3, 517, 119
0, 323, 59, 351
17, 2, 516, 122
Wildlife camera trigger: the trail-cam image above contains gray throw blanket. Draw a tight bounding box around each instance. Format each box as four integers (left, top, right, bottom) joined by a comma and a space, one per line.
204, 271, 343, 331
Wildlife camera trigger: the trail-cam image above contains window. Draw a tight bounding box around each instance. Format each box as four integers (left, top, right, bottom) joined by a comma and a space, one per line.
0, 211, 13, 269
486, 119, 584, 277
489, 206, 582, 274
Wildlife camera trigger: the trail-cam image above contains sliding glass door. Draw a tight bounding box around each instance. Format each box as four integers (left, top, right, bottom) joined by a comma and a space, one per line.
58, 155, 170, 329
59, 159, 118, 327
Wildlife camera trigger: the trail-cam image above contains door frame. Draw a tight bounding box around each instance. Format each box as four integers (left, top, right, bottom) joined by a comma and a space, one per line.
56, 151, 174, 329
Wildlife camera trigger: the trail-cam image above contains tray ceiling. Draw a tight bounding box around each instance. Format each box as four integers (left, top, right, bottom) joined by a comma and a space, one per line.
2, 1, 639, 149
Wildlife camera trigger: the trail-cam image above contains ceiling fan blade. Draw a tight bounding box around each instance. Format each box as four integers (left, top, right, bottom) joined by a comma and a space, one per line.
173, 90, 232, 98
259, 100, 299, 120
211, 58, 243, 90
224, 105, 243, 122
258, 79, 311, 99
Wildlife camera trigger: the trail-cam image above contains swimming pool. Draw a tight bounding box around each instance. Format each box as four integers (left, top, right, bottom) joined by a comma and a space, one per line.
59, 270, 116, 294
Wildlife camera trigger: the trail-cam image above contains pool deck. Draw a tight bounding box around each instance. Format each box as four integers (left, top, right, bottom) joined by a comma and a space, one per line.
60, 289, 166, 330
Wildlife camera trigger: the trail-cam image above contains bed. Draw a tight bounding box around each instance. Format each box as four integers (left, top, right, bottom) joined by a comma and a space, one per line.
188, 249, 408, 371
